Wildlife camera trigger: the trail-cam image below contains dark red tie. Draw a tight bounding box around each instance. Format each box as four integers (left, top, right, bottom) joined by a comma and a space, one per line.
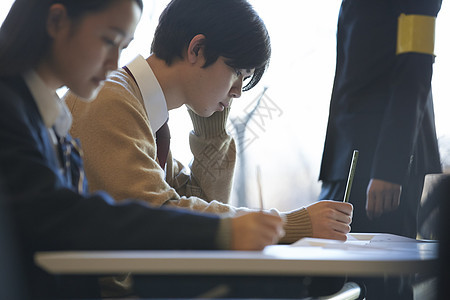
123, 66, 170, 169
156, 121, 170, 169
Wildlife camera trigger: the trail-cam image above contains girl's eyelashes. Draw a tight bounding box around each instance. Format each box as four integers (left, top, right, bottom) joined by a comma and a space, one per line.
102, 36, 131, 52
103, 37, 118, 47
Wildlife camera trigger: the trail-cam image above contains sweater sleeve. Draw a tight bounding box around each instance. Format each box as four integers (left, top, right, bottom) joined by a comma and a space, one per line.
279, 208, 313, 244
166, 107, 236, 204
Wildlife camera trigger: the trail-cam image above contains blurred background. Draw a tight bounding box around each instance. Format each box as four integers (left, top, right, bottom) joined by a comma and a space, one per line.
2, 0, 448, 211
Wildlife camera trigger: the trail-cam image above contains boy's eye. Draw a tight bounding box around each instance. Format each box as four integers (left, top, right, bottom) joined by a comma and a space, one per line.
234, 68, 252, 82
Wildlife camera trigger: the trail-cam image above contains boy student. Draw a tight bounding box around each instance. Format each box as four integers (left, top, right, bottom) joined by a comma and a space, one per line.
0, 0, 285, 297
66, 0, 353, 244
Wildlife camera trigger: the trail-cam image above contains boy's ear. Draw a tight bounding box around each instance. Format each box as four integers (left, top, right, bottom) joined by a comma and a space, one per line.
46, 4, 70, 39
187, 34, 206, 64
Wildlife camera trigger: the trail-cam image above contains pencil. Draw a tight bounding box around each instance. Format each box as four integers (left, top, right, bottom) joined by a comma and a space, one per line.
343, 150, 359, 203
256, 165, 264, 210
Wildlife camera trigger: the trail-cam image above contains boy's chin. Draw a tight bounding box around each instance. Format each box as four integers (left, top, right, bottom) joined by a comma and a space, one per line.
187, 106, 214, 118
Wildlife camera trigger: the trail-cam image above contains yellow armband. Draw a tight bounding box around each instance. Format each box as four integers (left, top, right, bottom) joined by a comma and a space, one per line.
396, 14, 436, 56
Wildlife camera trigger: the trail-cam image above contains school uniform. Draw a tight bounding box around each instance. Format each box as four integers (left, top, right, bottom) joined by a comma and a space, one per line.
0, 72, 223, 298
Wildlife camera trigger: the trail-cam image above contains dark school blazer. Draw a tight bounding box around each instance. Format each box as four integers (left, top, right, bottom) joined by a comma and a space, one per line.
0, 75, 221, 297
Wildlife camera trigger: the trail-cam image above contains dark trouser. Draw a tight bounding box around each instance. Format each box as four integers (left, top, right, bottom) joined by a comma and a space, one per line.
319, 174, 425, 238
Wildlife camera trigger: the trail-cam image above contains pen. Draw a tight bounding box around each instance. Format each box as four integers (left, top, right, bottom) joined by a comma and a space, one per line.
343, 150, 359, 203
256, 165, 264, 210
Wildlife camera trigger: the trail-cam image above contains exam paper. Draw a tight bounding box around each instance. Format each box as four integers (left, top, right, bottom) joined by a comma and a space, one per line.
291, 233, 423, 252
346, 233, 417, 243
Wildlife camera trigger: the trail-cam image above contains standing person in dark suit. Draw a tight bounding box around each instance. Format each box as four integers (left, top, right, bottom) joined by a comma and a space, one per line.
0, 0, 284, 298
318, 0, 442, 238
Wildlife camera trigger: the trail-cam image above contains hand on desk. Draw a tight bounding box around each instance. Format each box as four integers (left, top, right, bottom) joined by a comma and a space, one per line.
230, 212, 285, 250
306, 200, 353, 241
366, 178, 402, 220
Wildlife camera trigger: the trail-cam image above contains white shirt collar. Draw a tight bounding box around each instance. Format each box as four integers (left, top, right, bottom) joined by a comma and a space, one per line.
22, 70, 72, 137
126, 55, 168, 135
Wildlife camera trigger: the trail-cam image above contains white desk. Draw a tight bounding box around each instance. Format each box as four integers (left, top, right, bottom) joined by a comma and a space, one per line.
35, 233, 438, 277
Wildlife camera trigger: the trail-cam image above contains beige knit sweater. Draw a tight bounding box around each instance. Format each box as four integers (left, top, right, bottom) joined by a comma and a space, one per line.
65, 68, 312, 245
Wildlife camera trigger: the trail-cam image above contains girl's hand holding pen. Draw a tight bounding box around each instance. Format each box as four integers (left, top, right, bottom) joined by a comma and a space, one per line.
230, 212, 285, 251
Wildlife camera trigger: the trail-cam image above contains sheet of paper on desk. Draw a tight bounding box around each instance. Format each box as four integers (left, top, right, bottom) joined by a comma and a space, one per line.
291, 237, 379, 251
347, 233, 417, 243
291, 233, 422, 252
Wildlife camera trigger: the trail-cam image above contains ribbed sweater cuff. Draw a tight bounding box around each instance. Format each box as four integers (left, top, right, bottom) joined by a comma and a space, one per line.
279, 208, 313, 244
188, 107, 230, 138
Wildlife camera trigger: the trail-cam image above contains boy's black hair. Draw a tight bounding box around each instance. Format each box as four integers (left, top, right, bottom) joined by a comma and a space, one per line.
151, 0, 271, 91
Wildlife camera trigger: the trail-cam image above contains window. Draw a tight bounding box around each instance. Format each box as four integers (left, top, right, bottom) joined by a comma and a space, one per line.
2, 0, 448, 210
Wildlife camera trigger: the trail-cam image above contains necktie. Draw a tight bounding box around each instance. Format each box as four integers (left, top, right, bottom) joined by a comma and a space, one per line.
54, 130, 88, 194
156, 121, 170, 169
